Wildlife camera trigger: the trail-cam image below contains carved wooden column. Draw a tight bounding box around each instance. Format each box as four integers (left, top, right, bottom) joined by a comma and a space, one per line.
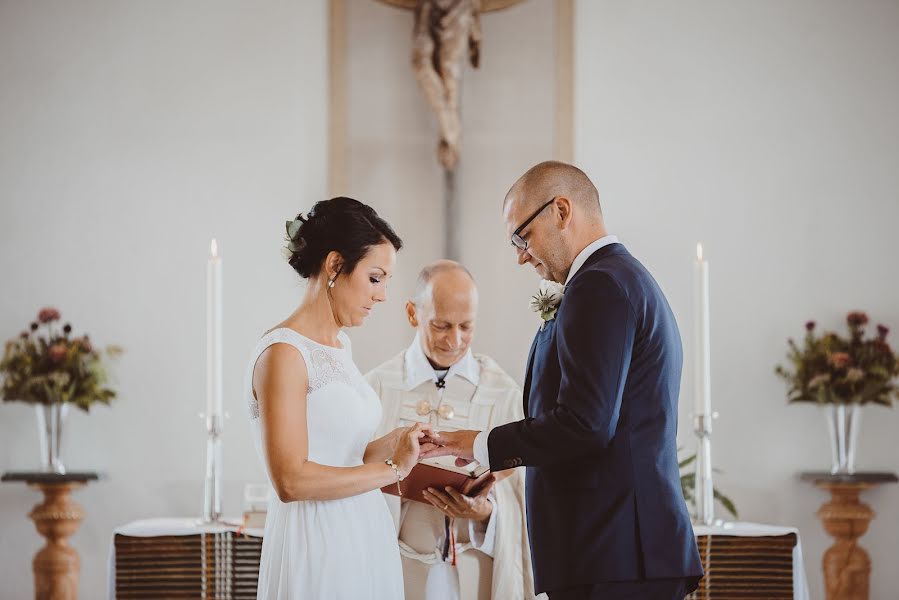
801, 472, 898, 600
2, 472, 99, 600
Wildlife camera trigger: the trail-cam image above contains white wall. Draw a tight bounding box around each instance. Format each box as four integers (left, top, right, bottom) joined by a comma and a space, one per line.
2, 1, 898, 599
574, 2, 899, 598
0, 2, 327, 598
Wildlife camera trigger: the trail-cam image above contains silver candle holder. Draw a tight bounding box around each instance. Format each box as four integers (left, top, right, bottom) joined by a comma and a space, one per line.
693, 412, 719, 526
202, 413, 224, 523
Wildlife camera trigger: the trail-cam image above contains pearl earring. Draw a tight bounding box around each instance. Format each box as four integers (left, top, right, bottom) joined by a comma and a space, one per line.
328, 278, 335, 288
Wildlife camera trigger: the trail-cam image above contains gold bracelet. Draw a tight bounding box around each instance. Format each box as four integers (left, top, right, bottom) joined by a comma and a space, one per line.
385, 459, 403, 496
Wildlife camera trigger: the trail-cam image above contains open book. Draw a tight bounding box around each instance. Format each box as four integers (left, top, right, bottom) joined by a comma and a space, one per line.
381, 456, 491, 505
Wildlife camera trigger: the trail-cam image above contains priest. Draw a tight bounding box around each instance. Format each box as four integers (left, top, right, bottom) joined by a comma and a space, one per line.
366, 260, 540, 600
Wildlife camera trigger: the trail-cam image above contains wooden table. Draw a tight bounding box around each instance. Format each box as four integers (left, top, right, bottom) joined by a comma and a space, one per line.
1, 471, 100, 600
800, 471, 898, 600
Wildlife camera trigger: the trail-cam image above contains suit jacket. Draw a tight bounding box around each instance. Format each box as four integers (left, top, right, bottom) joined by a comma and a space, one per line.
487, 243, 703, 594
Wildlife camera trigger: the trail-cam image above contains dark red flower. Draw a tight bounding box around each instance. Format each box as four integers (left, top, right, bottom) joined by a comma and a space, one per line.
19, 331, 29, 339
847, 311, 869, 327
805, 320, 816, 332
37, 308, 61, 323
48, 343, 67, 363
877, 324, 889, 341
30, 322, 38, 331
63, 323, 72, 335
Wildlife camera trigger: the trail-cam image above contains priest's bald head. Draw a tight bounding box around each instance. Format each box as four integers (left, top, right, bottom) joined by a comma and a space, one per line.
503, 160, 608, 284
405, 260, 478, 370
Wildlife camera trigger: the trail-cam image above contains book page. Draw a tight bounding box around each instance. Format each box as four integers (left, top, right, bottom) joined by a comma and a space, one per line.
420, 455, 488, 477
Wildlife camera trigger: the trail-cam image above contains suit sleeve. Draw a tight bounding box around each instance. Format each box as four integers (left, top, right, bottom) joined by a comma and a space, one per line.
487, 271, 635, 469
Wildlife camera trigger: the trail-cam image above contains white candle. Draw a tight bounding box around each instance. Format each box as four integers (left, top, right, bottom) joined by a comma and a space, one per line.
206, 239, 223, 420
693, 243, 712, 417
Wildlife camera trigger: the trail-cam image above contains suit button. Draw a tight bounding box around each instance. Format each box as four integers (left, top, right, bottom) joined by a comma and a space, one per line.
503, 459, 513, 468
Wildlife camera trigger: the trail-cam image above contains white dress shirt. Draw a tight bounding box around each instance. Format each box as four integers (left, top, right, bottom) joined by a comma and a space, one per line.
472, 235, 619, 467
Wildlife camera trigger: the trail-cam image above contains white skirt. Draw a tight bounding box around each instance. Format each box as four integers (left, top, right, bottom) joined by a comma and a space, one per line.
257, 489, 404, 599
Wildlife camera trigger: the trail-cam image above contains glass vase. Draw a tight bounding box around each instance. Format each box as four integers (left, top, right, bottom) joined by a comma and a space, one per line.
823, 403, 861, 475
35, 403, 69, 474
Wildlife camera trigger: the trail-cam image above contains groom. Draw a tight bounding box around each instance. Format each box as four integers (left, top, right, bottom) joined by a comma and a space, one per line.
422, 161, 703, 599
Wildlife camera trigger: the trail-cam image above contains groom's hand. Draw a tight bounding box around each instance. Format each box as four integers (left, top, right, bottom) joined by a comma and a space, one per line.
419, 429, 479, 462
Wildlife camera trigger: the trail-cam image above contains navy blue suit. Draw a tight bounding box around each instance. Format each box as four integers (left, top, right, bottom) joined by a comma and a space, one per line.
488, 243, 703, 596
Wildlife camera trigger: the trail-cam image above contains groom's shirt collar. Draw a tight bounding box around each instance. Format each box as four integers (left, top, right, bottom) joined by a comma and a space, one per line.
565, 234, 619, 285
403, 331, 480, 391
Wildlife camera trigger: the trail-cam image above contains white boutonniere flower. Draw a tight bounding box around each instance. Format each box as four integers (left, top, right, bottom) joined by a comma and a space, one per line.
531, 280, 565, 330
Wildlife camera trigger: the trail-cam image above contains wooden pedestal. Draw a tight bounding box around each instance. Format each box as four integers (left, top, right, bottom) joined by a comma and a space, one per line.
801, 472, 898, 600
2, 472, 100, 600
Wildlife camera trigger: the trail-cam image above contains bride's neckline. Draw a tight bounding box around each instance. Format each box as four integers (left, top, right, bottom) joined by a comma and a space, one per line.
266, 327, 346, 351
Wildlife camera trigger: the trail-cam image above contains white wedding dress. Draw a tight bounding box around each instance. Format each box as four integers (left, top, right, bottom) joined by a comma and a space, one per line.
246, 328, 404, 599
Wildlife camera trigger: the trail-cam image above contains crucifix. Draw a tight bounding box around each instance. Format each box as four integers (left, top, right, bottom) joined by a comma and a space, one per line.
376, 0, 525, 258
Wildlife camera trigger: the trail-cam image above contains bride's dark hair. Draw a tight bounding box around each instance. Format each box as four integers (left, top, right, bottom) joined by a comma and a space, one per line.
285, 197, 402, 278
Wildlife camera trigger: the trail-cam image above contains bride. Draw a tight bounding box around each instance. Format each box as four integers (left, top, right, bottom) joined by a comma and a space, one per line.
246, 197, 431, 599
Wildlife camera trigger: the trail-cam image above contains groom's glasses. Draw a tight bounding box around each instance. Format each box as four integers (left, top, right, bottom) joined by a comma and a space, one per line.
510, 198, 555, 251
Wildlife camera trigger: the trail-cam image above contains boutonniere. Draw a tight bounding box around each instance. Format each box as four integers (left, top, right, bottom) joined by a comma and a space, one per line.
530, 280, 565, 331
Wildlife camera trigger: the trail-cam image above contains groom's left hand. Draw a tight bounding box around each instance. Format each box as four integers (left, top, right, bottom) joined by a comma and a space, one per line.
419, 429, 479, 462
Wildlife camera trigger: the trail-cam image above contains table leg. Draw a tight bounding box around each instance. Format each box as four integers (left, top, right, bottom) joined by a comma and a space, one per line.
817, 483, 873, 600
27, 482, 85, 600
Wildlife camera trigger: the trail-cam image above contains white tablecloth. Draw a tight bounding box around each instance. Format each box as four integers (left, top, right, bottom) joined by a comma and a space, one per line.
108, 518, 808, 600
107, 518, 263, 599
692, 521, 809, 600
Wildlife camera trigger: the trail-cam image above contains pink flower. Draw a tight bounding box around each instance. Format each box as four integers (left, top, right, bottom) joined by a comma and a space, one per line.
37, 308, 61, 323
48, 343, 67, 363
829, 352, 851, 369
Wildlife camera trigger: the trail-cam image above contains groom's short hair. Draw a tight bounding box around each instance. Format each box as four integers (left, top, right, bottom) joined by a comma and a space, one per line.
505, 160, 601, 216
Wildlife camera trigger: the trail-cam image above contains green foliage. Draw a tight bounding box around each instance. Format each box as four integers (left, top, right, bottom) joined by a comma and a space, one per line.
775, 312, 899, 406
679, 451, 738, 519
1, 308, 122, 412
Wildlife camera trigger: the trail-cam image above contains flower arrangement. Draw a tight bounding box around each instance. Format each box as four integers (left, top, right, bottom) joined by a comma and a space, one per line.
775, 312, 899, 406
1, 308, 122, 411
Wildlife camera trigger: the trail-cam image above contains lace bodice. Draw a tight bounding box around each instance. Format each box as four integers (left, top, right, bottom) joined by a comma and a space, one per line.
245, 328, 382, 469
246, 329, 354, 419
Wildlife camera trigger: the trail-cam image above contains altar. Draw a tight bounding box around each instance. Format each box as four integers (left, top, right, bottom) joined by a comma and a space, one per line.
108, 518, 808, 599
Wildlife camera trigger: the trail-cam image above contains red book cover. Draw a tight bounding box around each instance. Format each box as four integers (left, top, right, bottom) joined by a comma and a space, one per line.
382, 458, 490, 505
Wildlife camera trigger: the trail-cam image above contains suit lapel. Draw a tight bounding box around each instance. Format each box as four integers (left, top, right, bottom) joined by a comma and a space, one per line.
521, 329, 540, 416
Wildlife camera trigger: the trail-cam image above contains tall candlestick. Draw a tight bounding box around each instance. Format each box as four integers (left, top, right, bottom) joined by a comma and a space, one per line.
693, 242, 715, 525
206, 239, 223, 420
204, 239, 224, 523
693, 243, 711, 417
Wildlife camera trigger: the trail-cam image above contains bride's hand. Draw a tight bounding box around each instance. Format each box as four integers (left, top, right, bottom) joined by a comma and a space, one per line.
390, 423, 429, 477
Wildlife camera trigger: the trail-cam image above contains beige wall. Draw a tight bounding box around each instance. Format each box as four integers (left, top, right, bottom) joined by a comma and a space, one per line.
574, 2, 899, 598
339, 0, 563, 378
